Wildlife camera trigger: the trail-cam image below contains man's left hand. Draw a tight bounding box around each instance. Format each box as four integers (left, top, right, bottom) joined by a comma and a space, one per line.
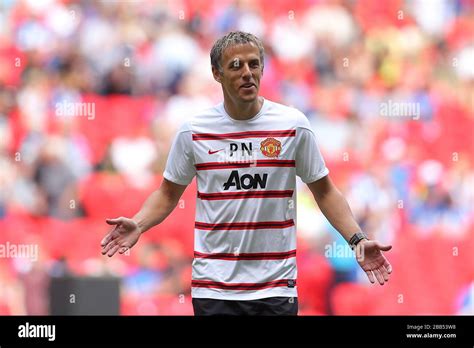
355, 240, 392, 285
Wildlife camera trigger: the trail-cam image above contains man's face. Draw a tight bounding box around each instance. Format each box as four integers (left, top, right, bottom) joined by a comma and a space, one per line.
212, 43, 263, 104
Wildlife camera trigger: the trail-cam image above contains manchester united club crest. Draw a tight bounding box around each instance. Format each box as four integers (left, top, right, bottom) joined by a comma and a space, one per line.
260, 138, 282, 158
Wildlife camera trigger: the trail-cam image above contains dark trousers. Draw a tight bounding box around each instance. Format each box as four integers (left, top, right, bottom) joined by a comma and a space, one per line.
192, 297, 298, 316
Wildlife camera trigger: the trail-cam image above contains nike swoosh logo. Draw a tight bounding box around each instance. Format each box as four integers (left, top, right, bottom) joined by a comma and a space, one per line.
208, 149, 224, 155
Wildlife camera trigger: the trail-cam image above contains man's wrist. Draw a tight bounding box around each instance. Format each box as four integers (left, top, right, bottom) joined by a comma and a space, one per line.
349, 231, 369, 250
132, 216, 146, 234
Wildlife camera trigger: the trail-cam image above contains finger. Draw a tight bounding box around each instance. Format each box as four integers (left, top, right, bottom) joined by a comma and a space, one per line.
101, 242, 111, 255
380, 266, 390, 282
365, 270, 375, 284
101, 241, 116, 255
101, 231, 119, 247
376, 242, 392, 252
101, 233, 113, 247
384, 260, 393, 273
373, 269, 385, 285
119, 246, 129, 254
107, 244, 121, 257
106, 217, 123, 225
118, 243, 131, 254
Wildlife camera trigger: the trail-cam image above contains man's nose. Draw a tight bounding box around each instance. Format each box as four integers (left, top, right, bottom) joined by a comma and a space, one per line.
241, 64, 252, 79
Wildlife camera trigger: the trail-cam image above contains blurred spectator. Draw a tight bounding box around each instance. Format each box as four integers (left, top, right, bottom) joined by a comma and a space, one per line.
110, 129, 157, 188
32, 136, 79, 219
123, 243, 164, 296
0, 263, 26, 314
18, 259, 50, 315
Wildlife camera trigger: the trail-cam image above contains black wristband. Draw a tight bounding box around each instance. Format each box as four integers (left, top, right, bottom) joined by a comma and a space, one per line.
349, 232, 369, 249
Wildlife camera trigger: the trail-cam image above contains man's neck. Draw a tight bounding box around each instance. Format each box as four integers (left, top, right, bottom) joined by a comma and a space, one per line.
224, 96, 263, 121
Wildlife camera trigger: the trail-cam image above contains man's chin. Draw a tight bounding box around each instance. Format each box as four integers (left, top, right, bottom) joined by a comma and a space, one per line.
238, 92, 259, 103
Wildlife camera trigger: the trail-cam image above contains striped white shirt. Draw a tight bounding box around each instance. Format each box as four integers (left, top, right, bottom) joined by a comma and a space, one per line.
163, 98, 329, 300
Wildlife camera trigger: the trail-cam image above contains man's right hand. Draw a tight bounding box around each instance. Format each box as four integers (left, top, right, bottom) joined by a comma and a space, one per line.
101, 217, 142, 257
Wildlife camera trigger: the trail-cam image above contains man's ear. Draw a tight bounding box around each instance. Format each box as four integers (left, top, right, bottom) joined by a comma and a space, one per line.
212, 66, 222, 83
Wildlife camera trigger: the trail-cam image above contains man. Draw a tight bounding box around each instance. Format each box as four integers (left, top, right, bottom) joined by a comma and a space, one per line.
101, 31, 392, 316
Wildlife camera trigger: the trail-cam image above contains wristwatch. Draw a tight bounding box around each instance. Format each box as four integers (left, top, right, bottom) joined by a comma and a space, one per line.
349, 232, 369, 250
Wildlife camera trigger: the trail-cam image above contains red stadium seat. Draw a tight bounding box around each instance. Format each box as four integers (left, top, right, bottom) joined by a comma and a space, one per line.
78, 172, 162, 218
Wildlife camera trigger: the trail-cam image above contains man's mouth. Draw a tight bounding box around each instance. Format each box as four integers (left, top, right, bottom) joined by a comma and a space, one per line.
240, 83, 256, 89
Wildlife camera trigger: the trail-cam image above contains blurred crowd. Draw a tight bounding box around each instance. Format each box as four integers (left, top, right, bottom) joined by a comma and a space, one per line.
0, 0, 472, 315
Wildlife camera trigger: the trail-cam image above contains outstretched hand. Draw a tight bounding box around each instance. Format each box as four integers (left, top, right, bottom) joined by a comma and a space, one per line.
101, 217, 142, 257
355, 240, 392, 285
